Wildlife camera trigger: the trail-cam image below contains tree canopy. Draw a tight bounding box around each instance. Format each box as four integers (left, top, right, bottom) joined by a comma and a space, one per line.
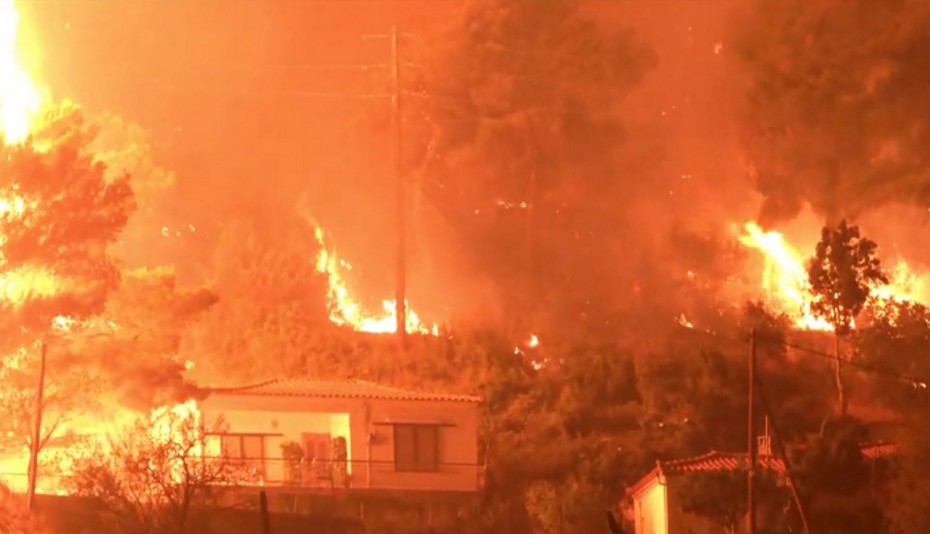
808, 220, 887, 336
807, 220, 887, 414
0, 104, 135, 335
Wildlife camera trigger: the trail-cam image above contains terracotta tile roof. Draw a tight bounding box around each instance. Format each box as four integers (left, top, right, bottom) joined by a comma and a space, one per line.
860, 441, 897, 460
628, 442, 896, 498
659, 442, 896, 475
208, 378, 482, 403
660, 451, 786, 475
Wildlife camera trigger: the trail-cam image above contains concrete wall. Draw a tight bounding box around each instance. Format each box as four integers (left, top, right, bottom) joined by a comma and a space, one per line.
200, 393, 479, 493
365, 397, 479, 492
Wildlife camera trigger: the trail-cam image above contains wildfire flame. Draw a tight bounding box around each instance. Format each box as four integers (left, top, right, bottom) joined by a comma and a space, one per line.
313, 226, 438, 336
0, 1, 64, 318
0, 0, 40, 144
738, 221, 928, 331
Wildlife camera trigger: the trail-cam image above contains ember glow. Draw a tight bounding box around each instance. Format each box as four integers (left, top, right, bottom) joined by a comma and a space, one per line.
0, 0, 40, 144
738, 221, 929, 331
313, 226, 438, 336
676, 313, 694, 329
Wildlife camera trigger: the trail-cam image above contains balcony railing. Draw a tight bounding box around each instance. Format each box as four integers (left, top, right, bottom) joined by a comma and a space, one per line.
0, 457, 486, 495
216, 457, 483, 492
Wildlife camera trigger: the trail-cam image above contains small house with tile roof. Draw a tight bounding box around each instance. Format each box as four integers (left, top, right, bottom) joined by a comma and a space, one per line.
626, 439, 896, 534
199, 378, 482, 495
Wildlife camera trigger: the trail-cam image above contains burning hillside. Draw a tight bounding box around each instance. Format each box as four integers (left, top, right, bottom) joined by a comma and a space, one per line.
738, 221, 929, 331
313, 225, 438, 336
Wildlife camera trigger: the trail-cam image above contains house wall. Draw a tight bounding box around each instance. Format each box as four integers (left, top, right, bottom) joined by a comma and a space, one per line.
633, 478, 668, 534
200, 393, 480, 493
366, 398, 479, 492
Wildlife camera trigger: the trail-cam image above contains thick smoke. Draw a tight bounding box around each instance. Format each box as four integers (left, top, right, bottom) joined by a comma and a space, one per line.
731, 0, 930, 227
19, 0, 848, 346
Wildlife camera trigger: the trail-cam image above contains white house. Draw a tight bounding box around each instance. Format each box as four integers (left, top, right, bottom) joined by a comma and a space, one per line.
199, 378, 483, 495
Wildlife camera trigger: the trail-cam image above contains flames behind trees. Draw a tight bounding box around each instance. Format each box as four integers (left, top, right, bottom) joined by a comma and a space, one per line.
313, 225, 437, 336
738, 221, 929, 332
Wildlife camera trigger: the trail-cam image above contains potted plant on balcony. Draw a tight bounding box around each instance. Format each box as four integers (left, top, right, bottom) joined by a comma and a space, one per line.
280, 441, 305, 485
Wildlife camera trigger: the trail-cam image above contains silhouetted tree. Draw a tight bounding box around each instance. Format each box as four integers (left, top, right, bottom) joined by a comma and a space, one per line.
807, 220, 887, 415
679, 470, 748, 534
793, 416, 882, 534
70, 404, 246, 534
679, 468, 787, 534
855, 301, 930, 413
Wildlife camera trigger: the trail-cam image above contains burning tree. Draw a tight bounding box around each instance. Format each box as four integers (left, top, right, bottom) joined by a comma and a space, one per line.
807, 220, 887, 415
78, 267, 216, 410
0, 103, 135, 506
69, 402, 244, 534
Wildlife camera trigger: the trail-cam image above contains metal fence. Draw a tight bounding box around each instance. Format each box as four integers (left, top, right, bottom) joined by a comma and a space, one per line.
0, 457, 486, 494
213, 457, 485, 491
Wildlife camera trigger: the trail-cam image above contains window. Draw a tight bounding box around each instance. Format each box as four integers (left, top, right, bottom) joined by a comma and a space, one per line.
219, 434, 266, 477
393, 424, 439, 472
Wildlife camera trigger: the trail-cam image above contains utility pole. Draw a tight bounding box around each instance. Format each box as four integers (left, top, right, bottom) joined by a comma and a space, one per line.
26, 341, 47, 512
259, 490, 271, 534
390, 24, 407, 347
747, 329, 757, 534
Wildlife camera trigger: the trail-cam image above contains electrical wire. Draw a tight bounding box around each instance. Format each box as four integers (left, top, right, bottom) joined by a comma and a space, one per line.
754, 332, 929, 389
754, 378, 812, 534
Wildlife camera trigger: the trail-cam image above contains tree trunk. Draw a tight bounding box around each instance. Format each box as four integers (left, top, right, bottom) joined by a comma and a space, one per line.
834, 333, 847, 416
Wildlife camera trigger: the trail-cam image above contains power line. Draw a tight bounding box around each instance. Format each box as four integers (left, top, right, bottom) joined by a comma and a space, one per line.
264, 63, 390, 71
753, 377, 812, 534
754, 332, 929, 389
123, 84, 392, 100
